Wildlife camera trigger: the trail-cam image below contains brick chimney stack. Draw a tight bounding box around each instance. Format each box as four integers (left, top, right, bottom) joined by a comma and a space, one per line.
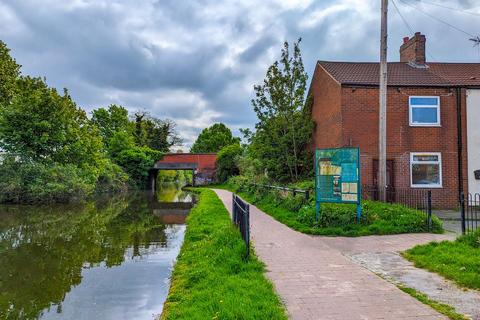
400, 32, 426, 65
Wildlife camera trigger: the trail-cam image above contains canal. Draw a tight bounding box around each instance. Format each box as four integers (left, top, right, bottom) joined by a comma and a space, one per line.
0, 184, 194, 320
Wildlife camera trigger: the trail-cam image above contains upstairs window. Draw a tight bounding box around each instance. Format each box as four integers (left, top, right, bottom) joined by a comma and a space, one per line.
410, 152, 442, 188
409, 96, 440, 126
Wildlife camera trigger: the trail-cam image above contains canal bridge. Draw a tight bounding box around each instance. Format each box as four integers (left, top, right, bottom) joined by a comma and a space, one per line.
148, 153, 217, 190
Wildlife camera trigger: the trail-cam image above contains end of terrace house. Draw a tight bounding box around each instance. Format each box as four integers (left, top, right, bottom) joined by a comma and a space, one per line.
309, 32, 480, 208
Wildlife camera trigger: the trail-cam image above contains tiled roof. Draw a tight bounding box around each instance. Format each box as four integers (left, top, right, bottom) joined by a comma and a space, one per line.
318, 61, 480, 87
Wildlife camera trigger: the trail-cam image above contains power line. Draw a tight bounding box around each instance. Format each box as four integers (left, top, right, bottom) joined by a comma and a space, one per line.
398, 0, 476, 38
392, 0, 414, 34
392, 0, 437, 61
411, 0, 480, 18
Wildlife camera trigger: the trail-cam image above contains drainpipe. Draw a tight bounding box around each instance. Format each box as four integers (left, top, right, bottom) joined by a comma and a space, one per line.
456, 87, 464, 201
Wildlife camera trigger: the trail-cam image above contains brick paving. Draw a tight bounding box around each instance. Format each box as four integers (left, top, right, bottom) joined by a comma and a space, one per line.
213, 189, 454, 320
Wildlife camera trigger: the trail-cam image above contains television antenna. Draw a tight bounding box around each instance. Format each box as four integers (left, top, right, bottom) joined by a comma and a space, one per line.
470, 36, 480, 46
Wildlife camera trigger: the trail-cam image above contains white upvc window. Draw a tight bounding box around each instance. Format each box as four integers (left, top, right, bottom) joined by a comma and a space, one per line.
409, 96, 441, 126
410, 152, 442, 188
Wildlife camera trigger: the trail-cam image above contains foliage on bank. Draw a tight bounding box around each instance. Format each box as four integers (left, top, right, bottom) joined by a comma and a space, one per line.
161, 189, 287, 320
190, 123, 240, 154
0, 41, 181, 203
403, 230, 480, 290
215, 176, 443, 237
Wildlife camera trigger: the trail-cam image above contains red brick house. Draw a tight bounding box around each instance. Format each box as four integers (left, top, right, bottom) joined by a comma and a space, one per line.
309, 32, 480, 208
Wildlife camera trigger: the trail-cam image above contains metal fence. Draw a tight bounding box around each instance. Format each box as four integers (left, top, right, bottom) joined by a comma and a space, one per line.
232, 193, 250, 258
363, 185, 433, 231
461, 192, 480, 234
252, 183, 310, 201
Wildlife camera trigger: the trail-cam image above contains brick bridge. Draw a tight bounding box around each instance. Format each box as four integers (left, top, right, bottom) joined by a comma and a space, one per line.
148, 153, 217, 190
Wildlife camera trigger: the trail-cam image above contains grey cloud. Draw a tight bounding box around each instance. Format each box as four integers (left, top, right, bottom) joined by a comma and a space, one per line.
1, 0, 479, 148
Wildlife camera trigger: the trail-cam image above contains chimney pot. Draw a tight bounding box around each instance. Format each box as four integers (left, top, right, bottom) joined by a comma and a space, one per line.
400, 32, 426, 65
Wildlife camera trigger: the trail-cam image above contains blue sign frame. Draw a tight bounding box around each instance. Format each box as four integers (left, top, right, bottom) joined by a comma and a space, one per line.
315, 147, 362, 221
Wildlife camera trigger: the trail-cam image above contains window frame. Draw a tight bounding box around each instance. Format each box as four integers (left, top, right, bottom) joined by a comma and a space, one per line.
410, 152, 443, 188
409, 96, 441, 127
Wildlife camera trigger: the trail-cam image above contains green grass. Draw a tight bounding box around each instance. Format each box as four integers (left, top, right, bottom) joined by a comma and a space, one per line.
403, 230, 480, 290
398, 286, 469, 320
161, 188, 287, 320
213, 182, 443, 237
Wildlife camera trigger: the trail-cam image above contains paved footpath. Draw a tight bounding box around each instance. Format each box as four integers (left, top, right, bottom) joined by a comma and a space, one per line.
213, 189, 455, 320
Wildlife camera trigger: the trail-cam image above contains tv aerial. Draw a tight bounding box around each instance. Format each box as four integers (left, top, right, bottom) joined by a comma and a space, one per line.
470, 36, 480, 46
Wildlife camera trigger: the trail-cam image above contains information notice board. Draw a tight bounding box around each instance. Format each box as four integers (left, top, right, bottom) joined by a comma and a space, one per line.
315, 147, 362, 220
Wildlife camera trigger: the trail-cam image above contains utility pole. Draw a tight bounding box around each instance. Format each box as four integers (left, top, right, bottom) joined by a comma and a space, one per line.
378, 0, 388, 201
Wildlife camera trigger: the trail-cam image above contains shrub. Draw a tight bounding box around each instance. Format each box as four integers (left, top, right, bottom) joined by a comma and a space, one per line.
222, 175, 443, 236
95, 160, 129, 194
0, 157, 94, 203
114, 147, 162, 188
216, 143, 242, 182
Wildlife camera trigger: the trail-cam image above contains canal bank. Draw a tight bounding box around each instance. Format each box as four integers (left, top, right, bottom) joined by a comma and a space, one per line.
0, 184, 193, 320
161, 188, 287, 320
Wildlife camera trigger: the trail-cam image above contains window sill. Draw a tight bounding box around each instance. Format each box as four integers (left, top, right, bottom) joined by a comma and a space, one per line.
410, 185, 443, 189
409, 124, 442, 127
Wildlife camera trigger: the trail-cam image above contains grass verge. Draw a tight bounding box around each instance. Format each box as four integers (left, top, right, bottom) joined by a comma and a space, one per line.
212, 183, 443, 237
161, 188, 287, 320
398, 286, 469, 320
403, 230, 480, 290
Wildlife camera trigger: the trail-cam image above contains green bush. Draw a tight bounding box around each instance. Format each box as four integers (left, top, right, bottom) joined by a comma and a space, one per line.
95, 160, 129, 193
0, 157, 94, 203
219, 176, 443, 236
114, 147, 161, 188
216, 143, 242, 182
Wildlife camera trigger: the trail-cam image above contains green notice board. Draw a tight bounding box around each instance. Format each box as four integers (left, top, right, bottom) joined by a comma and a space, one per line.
315, 147, 362, 220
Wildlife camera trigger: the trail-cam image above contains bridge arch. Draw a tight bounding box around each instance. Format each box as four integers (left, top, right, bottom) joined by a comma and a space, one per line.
148, 153, 217, 190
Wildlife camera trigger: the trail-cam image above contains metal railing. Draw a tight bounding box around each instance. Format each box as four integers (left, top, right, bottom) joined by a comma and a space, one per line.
232, 193, 250, 258
363, 185, 433, 231
252, 183, 310, 201
461, 192, 480, 234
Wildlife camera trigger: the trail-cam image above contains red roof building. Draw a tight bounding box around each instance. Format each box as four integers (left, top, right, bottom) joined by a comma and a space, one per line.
309, 32, 480, 208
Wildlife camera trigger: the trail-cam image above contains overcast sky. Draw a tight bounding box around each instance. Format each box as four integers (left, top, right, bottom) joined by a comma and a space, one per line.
1, 0, 479, 148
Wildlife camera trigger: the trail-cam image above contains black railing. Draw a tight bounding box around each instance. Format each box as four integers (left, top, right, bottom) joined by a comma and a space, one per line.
232, 193, 250, 258
363, 185, 433, 231
461, 192, 480, 234
252, 183, 310, 201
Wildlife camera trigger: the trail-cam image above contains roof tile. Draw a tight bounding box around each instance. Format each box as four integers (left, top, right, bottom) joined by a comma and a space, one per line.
318, 61, 480, 87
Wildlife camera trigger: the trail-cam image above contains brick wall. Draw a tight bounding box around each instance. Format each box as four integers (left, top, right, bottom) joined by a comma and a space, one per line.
310, 63, 343, 149
157, 153, 217, 173
310, 65, 467, 208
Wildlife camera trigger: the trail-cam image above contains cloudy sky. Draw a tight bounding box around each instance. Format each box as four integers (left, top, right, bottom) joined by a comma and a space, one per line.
1, 0, 479, 148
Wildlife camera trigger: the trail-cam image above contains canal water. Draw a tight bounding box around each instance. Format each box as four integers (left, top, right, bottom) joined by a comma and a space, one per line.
0, 184, 193, 320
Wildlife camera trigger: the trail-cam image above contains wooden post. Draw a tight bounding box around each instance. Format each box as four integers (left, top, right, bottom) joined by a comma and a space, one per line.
378, 0, 388, 202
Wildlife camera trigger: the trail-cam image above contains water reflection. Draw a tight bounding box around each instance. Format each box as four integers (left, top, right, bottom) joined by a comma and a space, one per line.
0, 184, 193, 320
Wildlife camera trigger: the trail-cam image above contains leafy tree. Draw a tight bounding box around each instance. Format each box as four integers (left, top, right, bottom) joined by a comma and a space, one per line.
0, 40, 21, 106
216, 143, 242, 182
190, 123, 240, 153
249, 39, 313, 182
132, 111, 182, 152
91, 104, 133, 147
114, 147, 162, 188
0, 76, 104, 169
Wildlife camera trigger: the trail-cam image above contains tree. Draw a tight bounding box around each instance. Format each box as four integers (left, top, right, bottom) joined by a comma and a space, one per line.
190, 123, 240, 153
0, 40, 21, 106
0, 76, 104, 169
216, 143, 242, 182
132, 111, 182, 152
249, 39, 314, 182
91, 104, 133, 147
